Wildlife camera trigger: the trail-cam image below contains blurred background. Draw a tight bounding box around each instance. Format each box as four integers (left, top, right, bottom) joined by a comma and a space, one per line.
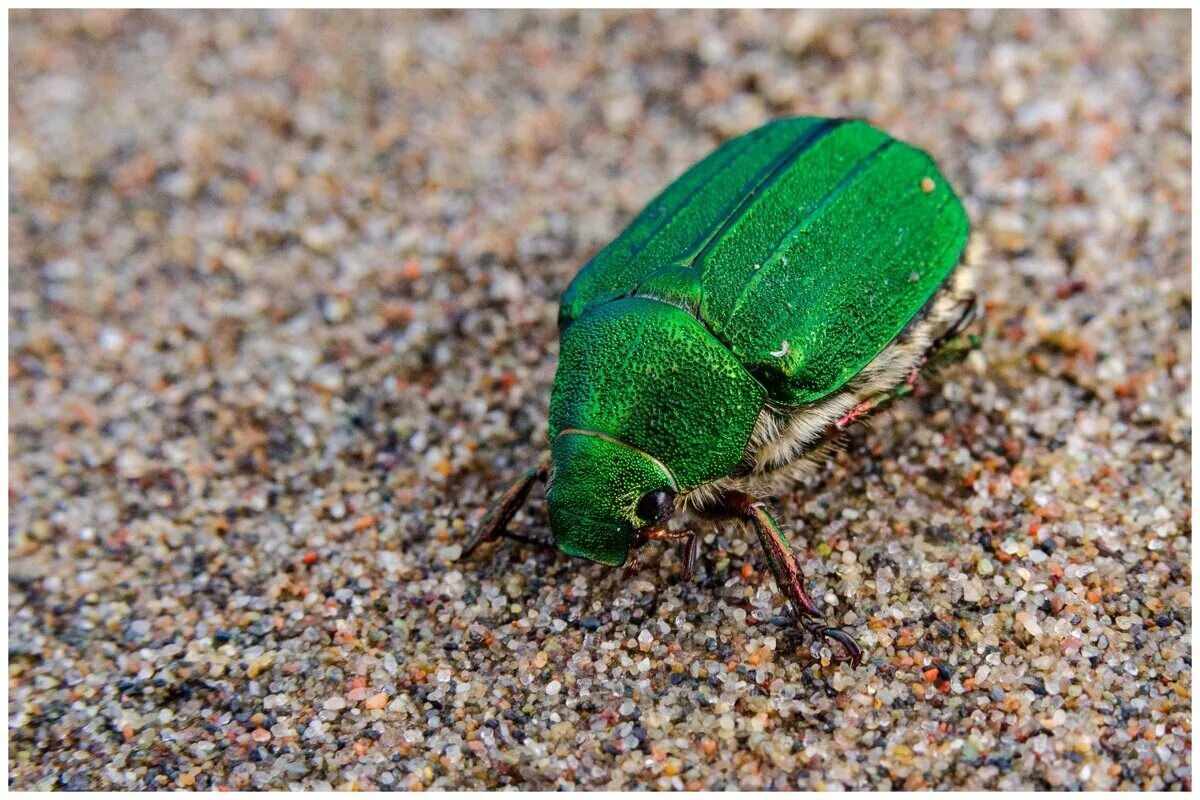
9, 10, 1190, 790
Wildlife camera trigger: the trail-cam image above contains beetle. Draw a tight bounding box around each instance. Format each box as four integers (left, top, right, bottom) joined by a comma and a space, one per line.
464, 116, 978, 665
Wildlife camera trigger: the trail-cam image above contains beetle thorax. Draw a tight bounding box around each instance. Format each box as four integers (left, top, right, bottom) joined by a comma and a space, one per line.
549, 296, 766, 490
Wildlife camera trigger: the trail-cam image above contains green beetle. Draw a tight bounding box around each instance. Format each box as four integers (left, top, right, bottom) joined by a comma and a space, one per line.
465, 117, 978, 665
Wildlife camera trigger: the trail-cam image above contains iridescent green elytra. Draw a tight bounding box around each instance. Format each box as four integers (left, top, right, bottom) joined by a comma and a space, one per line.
468, 116, 975, 665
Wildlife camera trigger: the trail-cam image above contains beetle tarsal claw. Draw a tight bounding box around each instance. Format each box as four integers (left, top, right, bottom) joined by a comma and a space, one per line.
803, 621, 864, 668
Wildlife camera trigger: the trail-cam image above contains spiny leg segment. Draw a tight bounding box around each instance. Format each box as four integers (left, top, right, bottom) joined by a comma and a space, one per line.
720, 491, 863, 667
461, 463, 552, 559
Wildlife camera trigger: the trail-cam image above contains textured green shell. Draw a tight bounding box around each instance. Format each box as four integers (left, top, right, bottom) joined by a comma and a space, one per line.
559, 116, 970, 406
549, 297, 765, 488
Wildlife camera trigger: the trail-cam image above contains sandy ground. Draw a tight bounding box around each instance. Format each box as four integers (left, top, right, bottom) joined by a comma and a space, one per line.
8, 9, 1191, 790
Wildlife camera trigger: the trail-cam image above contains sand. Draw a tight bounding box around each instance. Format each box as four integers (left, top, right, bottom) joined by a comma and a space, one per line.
8, 9, 1190, 790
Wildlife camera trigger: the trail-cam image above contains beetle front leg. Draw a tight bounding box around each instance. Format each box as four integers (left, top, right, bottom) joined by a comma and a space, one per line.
461, 463, 551, 559
722, 491, 863, 667
638, 527, 700, 585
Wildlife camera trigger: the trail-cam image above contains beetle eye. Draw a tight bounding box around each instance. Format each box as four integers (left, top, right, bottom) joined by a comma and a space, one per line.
636, 488, 676, 527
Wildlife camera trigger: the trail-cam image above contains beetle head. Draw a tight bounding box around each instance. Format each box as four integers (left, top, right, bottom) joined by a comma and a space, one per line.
546, 431, 677, 566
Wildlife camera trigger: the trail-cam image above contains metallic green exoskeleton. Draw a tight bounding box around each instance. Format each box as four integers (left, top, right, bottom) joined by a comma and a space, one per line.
466, 117, 978, 666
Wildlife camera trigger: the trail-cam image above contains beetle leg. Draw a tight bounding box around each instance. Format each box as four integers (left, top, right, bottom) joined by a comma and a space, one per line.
834, 294, 981, 432
905, 293, 980, 383
642, 527, 702, 582
722, 491, 863, 667
905, 292, 980, 379
919, 329, 980, 379
621, 547, 641, 579
461, 463, 551, 559
725, 493, 821, 619
495, 530, 557, 550
835, 387, 907, 431
681, 532, 701, 583
923, 293, 979, 366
